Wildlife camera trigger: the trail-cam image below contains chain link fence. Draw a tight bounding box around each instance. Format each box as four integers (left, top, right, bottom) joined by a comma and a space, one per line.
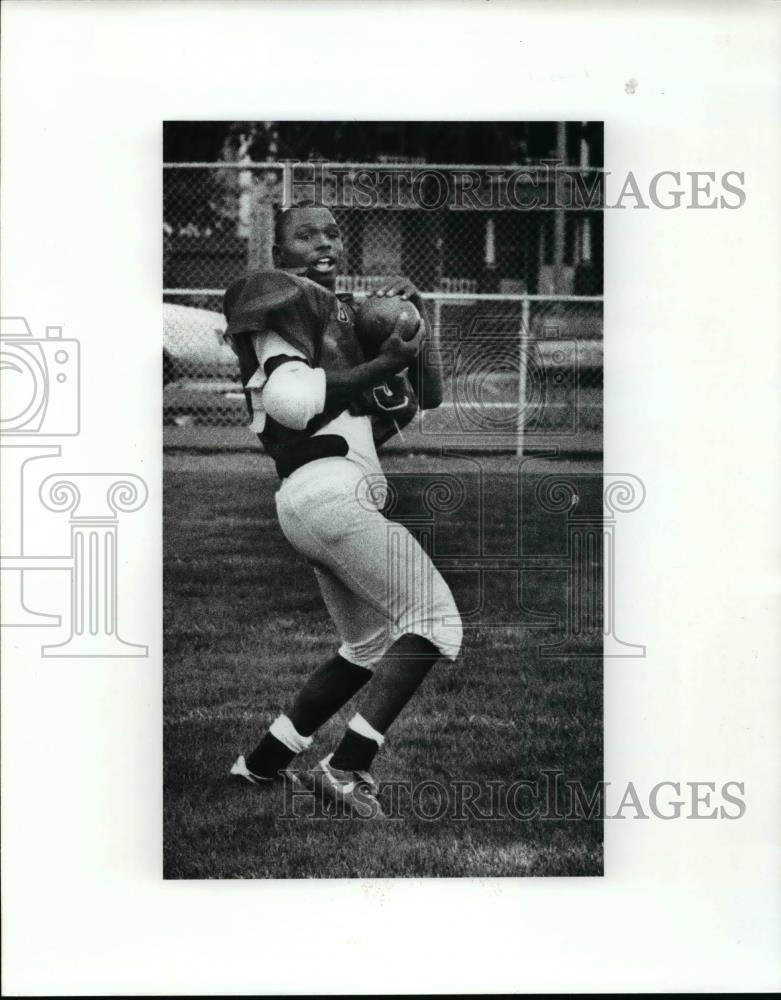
164, 163, 603, 455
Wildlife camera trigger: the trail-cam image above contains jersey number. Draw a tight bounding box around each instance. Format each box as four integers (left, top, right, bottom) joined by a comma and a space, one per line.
372, 381, 410, 412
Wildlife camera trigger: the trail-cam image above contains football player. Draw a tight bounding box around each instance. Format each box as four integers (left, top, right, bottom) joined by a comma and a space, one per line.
224, 203, 462, 816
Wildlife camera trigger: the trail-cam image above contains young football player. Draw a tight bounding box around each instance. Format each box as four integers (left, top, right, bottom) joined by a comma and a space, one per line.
224, 203, 462, 816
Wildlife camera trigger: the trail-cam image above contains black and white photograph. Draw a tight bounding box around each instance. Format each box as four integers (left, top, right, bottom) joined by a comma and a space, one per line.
2, 1, 780, 994
163, 122, 605, 878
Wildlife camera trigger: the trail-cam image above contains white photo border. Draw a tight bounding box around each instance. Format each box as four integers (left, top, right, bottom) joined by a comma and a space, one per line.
2, 0, 779, 994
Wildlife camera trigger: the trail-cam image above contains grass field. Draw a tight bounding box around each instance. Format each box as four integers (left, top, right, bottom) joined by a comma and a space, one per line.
164, 452, 603, 878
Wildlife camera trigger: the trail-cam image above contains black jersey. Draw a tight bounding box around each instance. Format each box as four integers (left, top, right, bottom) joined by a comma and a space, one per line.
224, 269, 418, 457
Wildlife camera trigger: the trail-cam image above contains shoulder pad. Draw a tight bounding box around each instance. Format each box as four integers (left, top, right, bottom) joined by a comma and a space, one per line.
224, 269, 331, 361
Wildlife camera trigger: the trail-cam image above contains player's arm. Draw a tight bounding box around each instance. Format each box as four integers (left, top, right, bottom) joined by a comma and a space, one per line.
323, 317, 423, 409
260, 355, 326, 431
262, 319, 422, 430
370, 277, 444, 409
406, 316, 444, 410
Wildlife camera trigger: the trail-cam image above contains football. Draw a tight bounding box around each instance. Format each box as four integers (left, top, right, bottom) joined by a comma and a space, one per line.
355, 295, 421, 357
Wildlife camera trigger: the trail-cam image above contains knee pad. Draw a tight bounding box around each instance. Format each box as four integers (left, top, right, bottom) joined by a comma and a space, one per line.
339, 580, 463, 666
337, 630, 387, 669
397, 585, 463, 662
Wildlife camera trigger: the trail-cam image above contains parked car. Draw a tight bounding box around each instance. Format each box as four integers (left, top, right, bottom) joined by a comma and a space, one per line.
163, 301, 234, 385
163, 301, 248, 426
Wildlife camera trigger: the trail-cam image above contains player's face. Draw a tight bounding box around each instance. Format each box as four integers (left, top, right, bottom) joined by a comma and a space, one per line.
274, 207, 344, 290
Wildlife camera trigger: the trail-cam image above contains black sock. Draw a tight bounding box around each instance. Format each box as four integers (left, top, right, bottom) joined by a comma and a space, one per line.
355, 634, 440, 733
329, 728, 380, 773
245, 732, 296, 779
288, 654, 372, 737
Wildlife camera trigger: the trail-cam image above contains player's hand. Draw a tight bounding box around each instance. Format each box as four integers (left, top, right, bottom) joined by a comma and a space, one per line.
380, 313, 425, 368
372, 276, 419, 301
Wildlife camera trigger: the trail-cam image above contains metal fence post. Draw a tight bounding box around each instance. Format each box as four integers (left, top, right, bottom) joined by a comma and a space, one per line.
248, 179, 274, 271
517, 296, 531, 458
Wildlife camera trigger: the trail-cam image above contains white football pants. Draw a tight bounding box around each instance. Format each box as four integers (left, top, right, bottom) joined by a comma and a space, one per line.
275, 457, 462, 668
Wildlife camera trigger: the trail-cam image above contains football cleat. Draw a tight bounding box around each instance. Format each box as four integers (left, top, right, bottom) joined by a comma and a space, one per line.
229, 754, 303, 788
313, 754, 384, 819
